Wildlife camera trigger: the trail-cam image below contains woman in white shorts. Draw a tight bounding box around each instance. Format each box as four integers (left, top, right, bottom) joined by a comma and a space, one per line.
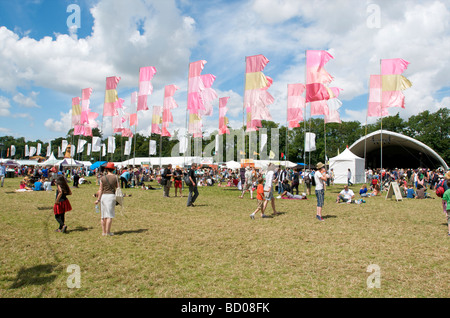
95, 162, 119, 236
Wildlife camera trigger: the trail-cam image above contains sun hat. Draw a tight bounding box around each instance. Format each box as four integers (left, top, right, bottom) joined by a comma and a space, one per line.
105, 162, 115, 170
316, 162, 325, 169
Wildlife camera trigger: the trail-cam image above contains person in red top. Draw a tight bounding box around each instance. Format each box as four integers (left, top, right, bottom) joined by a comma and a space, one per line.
250, 178, 268, 219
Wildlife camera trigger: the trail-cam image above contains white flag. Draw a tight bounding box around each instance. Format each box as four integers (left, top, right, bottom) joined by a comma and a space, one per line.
36, 143, 42, 156
29, 146, 36, 157
11, 145, 16, 157
58, 146, 63, 158
70, 144, 75, 158
215, 134, 220, 154
149, 140, 157, 155
124, 140, 132, 156
260, 133, 268, 153
77, 139, 87, 153
61, 140, 68, 152
179, 136, 188, 154
107, 136, 116, 154
305, 132, 316, 152
87, 143, 91, 156
102, 144, 106, 157
25, 145, 29, 157
92, 137, 101, 152
46, 144, 51, 157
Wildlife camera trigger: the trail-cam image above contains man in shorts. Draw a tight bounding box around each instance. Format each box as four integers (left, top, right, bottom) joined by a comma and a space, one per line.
314, 162, 328, 221
173, 166, 183, 197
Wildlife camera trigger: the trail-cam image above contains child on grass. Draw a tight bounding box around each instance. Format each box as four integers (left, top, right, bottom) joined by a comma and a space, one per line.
250, 178, 267, 219
53, 175, 72, 233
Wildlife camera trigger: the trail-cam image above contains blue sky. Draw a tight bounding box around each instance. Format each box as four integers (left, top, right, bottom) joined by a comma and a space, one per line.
0, 0, 449, 143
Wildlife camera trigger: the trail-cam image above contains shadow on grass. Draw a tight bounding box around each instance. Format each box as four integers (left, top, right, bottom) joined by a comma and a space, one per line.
114, 228, 149, 236
68, 226, 94, 233
37, 206, 54, 210
323, 215, 337, 219
9, 264, 58, 290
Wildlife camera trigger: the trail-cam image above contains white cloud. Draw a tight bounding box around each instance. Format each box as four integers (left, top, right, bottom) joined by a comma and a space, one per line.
13, 91, 40, 108
44, 111, 72, 132
0, 96, 11, 116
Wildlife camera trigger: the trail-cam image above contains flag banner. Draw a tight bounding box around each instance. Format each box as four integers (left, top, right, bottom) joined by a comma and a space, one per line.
112, 116, 124, 132
244, 54, 274, 132
305, 132, 316, 152
102, 144, 106, 157
137, 66, 157, 111
151, 106, 162, 135
381, 58, 412, 109
187, 60, 218, 138
179, 136, 188, 154
121, 128, 133, 138
72, 97, 82, 127
87, 143, 91, 156
149, 140, 157, 156
218, 97, 230, 135
83, 126, 93, 137
25, 145, 29, 157
287, 83, 306, 127
103, 76, 121, 117
129, 113, 138, 127
92, 137, 101, 152
124, 139, 132, 156
188, 113, 203, 138
74, 125, 85, 136
324, 98, 343, 124
305, 50, 334, 103
70, 144, 75, 158
36, 143, 41, 156
260, 133, 268, 153
162, 84, 179, 137
61, 140, 68, 153
87, 112, 99, 129
58, 146, 62, 158
11, 145, 16, 157
77, 139, 87, 153
81, 88, 93, 124
46, 144, 51, 157
107, 136, 116, 154
367, 75, 388, 118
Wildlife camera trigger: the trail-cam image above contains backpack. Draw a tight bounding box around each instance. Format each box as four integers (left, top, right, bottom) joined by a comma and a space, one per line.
184, 173, 192, 186
435, 180, 445, 198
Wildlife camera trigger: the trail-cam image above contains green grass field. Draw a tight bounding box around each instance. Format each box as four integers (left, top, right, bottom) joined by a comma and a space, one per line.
0, 176, 448, 298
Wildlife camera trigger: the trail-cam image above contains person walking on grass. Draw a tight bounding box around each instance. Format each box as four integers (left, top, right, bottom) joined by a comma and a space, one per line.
95, 162, 119, 236
263, 163, 279, 216
250, 177, 266, 219
239, 166, 254, 199
162, 164, 173, 198
53, 175, 72, 233
314, 162, 328, 221
187, 163, 199, 207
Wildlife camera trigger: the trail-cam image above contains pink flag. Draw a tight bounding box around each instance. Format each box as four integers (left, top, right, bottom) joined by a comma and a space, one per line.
381, 58, 412, 109
187, 60, 217, 138
83, 126, 93, 137
129, 113, 138, 127
161, 84, 179, 137
151, 106, 162, 135
219, 97, 230, 135
73, 124, 84, 136
287, 83, 306, 128
305, 50, 334, 103
324, 98, 343, 124
121, 128, 133, 138
138, 66, 157, 111
367, 75, 388, 118
72, 97, 81, 127
244, 54, 274, 132
80, 88, 93, 125
103, 76, 121, 117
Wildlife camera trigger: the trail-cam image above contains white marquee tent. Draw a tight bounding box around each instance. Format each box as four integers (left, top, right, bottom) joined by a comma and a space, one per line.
329, 148, 365, 184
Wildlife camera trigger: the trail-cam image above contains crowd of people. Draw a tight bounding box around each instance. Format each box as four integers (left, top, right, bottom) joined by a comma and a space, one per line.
3, 160, 450, 237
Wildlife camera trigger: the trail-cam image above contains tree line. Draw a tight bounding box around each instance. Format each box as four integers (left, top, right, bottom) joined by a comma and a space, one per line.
0, 108, 448, 165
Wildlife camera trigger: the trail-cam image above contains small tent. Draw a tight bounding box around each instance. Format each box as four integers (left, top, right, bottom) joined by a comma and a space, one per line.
329, 148, 365, 184
39, 153, 59, 166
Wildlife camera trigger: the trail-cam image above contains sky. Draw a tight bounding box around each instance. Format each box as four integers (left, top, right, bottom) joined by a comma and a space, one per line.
0, 0, 449, 143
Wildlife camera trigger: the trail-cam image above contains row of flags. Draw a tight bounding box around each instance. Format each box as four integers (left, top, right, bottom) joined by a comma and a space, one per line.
7, 52, 412, 160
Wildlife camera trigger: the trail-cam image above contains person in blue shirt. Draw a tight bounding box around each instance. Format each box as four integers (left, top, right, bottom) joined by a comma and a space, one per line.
42, 167, 49, 178
406, 184, 415, 198
359, 184, 368, 197
120, 168, 130, 188
33, 178, 44, 191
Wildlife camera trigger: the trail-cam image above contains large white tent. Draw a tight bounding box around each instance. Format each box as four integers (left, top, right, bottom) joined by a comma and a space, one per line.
39, 153, 59, 166
118, 156, 213, 168
329, 148, 365, 184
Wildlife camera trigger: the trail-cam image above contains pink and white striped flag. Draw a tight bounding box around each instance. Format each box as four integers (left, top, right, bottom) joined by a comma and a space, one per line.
103, 76, 121, 117
137, 66, 157, 111
287, 83, 306, 128
219, 97, 230, 135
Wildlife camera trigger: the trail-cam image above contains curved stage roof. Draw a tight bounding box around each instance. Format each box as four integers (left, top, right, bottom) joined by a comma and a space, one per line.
349, 130, 448, 170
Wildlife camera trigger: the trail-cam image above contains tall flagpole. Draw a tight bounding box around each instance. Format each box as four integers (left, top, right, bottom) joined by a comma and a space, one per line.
380, 60, 383, 191
243, 56, 247, 163
285, 84, 289, 167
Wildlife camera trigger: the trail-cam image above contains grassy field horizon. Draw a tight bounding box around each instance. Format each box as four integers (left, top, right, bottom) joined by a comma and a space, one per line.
0, 176, 448, 298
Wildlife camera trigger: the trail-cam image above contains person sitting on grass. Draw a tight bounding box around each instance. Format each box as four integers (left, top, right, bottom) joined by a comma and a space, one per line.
32, 177, 44, 191
359, 184, 368, 197
43, 178, 52, 191
336, 185, 355, 203
406, 184, 415, 199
